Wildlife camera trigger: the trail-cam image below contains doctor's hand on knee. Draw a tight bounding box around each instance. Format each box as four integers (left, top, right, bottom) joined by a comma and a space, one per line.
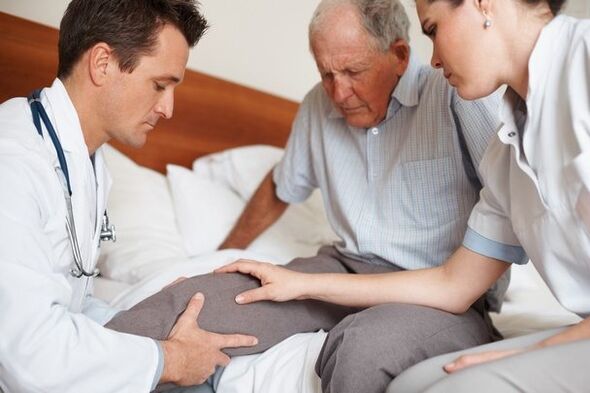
159, 292, 258, 386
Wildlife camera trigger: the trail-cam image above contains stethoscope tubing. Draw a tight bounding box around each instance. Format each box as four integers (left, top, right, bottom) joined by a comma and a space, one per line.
28, 89, 103, 278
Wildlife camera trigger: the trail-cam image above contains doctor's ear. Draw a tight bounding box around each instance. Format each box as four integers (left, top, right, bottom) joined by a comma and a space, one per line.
87, 43, 116, 87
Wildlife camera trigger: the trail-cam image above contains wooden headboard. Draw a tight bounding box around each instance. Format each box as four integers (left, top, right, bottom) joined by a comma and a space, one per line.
0, 12, 298, 173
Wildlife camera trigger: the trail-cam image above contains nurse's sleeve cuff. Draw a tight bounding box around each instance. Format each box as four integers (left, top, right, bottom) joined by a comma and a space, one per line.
152, 340, 165, 390
463, 227, 528, 264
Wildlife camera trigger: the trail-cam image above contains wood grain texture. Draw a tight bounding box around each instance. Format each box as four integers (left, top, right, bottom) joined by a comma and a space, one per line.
0, 11, 298, 172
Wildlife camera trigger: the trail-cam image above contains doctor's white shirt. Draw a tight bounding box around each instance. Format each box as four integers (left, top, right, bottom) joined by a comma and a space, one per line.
464, 15, 590, 317
0, 79, 160, 392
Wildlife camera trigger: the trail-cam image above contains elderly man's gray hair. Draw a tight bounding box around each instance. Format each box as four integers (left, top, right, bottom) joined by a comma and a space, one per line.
309, 0, 410, 52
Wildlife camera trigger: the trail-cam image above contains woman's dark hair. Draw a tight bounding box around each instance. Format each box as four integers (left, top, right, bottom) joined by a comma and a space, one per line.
57, 0, 208, 78
429, 0, 566, 16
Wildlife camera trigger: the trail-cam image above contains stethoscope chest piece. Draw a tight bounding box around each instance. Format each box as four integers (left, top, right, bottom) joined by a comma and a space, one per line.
100, 211, 116, 243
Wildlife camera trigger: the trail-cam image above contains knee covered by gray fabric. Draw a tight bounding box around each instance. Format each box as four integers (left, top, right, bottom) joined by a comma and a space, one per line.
316, 302, 496, 393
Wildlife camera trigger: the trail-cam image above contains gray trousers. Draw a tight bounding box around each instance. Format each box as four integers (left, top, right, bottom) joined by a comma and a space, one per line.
388, 327, 590, 393
106, 246, 499, 393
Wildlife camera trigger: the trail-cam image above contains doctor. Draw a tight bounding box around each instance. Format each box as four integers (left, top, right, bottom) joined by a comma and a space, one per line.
0, 1, 256, 392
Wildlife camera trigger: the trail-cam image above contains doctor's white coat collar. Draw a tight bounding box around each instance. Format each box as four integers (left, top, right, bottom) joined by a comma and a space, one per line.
42, 78, 88, 155
40, 77, 112, 196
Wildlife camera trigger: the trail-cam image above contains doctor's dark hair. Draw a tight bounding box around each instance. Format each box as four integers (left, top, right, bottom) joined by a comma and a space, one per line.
57, 0, 208, 79
427, 0, 566, 15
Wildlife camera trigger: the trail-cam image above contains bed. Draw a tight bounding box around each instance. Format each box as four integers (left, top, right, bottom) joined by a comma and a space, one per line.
0, 11, 582, 393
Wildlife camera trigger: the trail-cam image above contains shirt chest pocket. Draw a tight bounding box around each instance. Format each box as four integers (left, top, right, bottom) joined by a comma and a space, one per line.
398, 156, 473, 229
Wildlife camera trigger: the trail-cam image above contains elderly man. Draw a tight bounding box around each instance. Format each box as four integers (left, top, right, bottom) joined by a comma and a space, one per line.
108, 0, 521, 392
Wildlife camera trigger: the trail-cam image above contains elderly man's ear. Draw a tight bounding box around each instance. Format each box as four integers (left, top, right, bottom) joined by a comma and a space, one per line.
390, 40, 410, 77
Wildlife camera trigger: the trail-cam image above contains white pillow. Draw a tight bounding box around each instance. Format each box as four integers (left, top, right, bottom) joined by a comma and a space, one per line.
98, 145, 187, 284
193, 145, 337, 246
167, 164, 245, 256
170, 145, 338, 263
193, 144, 284, 200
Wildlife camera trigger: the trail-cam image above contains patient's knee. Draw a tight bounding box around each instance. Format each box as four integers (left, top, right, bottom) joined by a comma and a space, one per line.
315, 313, 400, 393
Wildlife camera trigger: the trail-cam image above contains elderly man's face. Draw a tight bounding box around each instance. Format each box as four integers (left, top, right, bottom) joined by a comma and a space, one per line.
311, 7, 408, 128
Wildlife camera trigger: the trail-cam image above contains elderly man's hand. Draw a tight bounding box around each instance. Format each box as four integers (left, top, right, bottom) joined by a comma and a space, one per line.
159, 293, 258, 386
215, 259, 310, 304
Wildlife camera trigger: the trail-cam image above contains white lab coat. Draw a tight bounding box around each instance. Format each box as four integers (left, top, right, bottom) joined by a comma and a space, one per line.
467, 15, 590, 316
0, 79, 159, 392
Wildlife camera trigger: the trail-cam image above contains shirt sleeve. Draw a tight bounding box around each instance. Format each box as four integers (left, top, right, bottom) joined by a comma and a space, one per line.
273, 89, 319, 203
153, 340, 165, 390
0, 147, 159, 393
82, 293, 121, 325
464, 173, 527, 264
463, 227, 528, 264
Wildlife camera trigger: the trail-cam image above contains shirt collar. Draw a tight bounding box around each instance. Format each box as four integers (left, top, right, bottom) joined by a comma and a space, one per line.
526, 15, 566, 104
500, 15, 566, 144
327, 51, 422, 122
391, 52, 421, 109
42, 78, 87, 154
499, 87, 524, 134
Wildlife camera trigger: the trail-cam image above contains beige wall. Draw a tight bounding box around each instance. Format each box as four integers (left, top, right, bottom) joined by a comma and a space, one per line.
0, 0, 587, 102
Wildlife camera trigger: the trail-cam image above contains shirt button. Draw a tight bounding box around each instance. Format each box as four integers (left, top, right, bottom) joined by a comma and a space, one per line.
508, 131, 516, 137
370, 127, 379, 135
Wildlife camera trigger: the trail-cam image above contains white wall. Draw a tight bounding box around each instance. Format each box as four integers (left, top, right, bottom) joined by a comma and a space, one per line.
0, 0, 588, 102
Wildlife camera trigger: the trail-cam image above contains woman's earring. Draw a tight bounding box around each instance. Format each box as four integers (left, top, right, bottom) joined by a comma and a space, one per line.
483, 11, 492, 29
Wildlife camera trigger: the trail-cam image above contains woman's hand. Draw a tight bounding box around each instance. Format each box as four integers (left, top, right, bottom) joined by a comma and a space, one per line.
215, 260, 310, 304
445, 317, 590, 373
444, 348, 524, 373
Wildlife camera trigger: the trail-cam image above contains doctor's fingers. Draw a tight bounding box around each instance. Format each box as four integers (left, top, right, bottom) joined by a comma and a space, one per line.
172, 292, 206, 333
173, 294, 258, 345
211, 332, 259, 351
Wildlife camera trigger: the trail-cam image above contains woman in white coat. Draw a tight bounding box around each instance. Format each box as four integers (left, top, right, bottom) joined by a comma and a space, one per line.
385, 0, 590, 391
217, 0, 590, 391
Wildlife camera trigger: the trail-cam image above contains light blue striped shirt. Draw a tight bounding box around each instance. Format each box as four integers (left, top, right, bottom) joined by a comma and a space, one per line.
273, 56, 520, 310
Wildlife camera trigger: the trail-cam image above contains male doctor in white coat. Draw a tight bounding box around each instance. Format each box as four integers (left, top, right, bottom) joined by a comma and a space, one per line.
0, 1, 257, 392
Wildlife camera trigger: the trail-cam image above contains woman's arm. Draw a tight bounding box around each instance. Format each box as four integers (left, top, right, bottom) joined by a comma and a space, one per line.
216, 245, 510, 314
445, 317, 590, 373
535, 317, 590, 348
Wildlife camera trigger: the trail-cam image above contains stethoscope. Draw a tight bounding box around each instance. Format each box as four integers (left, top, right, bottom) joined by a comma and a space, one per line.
28, 89, 116, 278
